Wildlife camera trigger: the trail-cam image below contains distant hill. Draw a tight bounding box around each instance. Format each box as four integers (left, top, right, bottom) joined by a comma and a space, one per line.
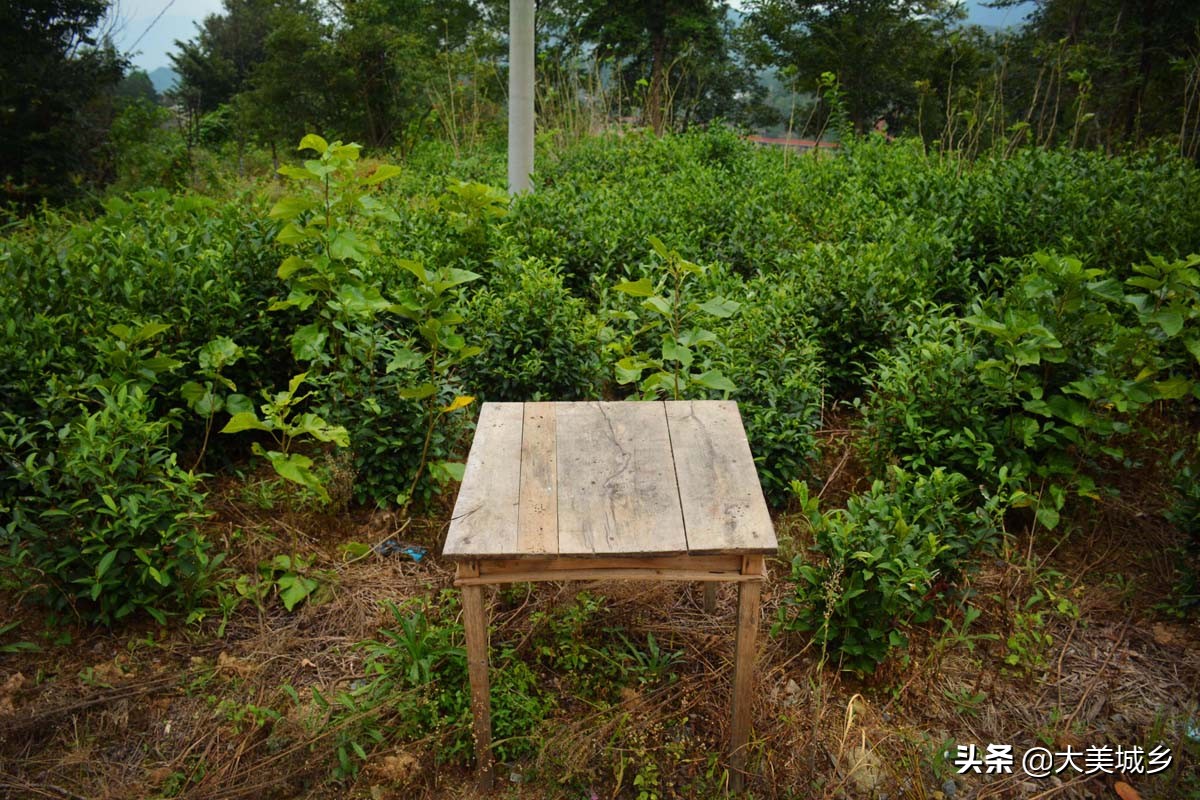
148, 67, 178, 94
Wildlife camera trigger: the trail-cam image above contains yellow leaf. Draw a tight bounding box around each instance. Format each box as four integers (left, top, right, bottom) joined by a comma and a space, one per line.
440, 395, 475, 414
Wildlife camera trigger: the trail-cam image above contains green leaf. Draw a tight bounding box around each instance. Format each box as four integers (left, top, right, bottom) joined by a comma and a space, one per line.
277, 164, 319, 182
277, 255, 307, 280
398, 259, 427, 283
614, 278, 654, 297
661, 338, 693, 367
330, 231, 367, 262
385, 348, 423, 373
276, 223, 311, 246
1185, 337, 1200, 365
198, 337, 242, 371
365, 164, 402, 185
226, 393, 254, 415
1149, 308, 1184, 337
292, 413, 350, 447
432, 460, 467, 482
132, 321, 171, 343
291, 323, 327, 362
1153, 376, 1192, 400
279, 576, 319, 612
141, 356, 184, 373
222, 411, 272, 434
440, 268, 483, 288
181, 381, 209, 408
648, 235, 671, 260
643, 296, 672, 316
693, 370, 736, 392
96, 550, 117, 578
697, 297, 741, 318
334, 284, 390, 317
297, 134, 329, 155
263, 451, 329, 503
398, 383, 437, 400
269, 196, 316, 221
1035, 505, 1060, 530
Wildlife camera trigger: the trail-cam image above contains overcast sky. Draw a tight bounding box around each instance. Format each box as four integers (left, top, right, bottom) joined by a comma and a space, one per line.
112, 0, 1036, 74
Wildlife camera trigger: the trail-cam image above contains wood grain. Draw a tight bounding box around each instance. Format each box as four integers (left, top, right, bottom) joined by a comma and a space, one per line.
555, 402, 687, 556
517, 402, 558, 554
665, 401, 777, 555
443, 402, 524, 557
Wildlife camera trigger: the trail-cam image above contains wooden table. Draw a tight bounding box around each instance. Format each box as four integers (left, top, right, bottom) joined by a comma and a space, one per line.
443, 400, 777, 792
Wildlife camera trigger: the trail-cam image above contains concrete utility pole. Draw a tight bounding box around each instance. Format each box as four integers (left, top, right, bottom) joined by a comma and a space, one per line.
508, 0, 535, 194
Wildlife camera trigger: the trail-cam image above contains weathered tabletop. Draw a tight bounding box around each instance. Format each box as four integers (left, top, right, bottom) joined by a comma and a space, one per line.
443, 400, 777, 560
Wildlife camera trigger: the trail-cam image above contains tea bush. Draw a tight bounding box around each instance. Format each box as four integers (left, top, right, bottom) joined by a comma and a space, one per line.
1, 385, 217, 624
778, 468, 1003, 673
860, 310, 1004, 482
461, 254, 604, 400
714, 275, 824, 502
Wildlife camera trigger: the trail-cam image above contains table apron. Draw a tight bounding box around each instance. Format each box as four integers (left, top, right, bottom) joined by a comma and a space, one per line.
454, 554, 764, 586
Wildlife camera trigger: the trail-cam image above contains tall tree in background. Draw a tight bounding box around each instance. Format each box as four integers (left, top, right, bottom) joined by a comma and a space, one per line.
170, 0, 275, 118
1, 0, 126, 205
579, 0, 732, 133
333, 0, 482, 150
996, 0, 1200, 148
744, 0, 958, 132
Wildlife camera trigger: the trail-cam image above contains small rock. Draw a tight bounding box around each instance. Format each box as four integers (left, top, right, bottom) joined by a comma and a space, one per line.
942, 778, 957, 797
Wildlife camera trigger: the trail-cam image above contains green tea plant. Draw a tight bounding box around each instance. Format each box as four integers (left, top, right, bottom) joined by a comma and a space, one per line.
964, 252, 1190, 529
1, 385, 218, 625
608, 236, 739, 399
462, 254, 604, 400
860, 310, 1004, 482
777, 468, 1004, 674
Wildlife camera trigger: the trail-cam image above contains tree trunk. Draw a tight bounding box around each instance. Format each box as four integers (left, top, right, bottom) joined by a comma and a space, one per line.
645, 32, 668, 135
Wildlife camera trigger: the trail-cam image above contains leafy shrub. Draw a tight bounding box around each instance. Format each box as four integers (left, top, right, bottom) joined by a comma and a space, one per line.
777, 469, 1002, 673
1, 385, 217, 625
860, 311, 1003, 482
714, 275, 824, 503
461, 254, 603, 400
107, 99, 190, 194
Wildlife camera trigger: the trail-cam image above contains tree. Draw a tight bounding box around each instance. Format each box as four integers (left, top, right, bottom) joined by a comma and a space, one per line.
169, 0, 275, 118
1, 0, 126, 205
333, 0, 482, 150
744, 0, 959, 133
115, 69, 160, 105
579, 0, 732, 134
234, 4, 345, 164
996, 0, 1200, 148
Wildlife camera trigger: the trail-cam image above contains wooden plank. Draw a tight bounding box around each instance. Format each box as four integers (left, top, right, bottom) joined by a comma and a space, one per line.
665, 401, 778, 555
476, 554, 742, 574
443, 402, 524, 558
461, 583, 494, 789
556, 402, 687, 556
728, 577, 763, 791
517, 402, 558, 554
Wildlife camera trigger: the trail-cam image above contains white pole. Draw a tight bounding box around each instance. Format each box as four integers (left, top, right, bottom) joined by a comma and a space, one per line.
508, 0, 535, 194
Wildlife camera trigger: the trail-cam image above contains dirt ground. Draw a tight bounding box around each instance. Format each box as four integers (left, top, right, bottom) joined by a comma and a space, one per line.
1, 428, 1198, 800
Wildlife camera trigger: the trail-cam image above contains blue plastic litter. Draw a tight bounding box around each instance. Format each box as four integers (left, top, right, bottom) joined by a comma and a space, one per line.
374, 539, 427, 561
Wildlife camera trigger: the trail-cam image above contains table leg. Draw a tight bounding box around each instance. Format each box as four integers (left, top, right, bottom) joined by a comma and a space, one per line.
461, 583, 494, 790
728, 577, 761, 792
703, 583, 718, 614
